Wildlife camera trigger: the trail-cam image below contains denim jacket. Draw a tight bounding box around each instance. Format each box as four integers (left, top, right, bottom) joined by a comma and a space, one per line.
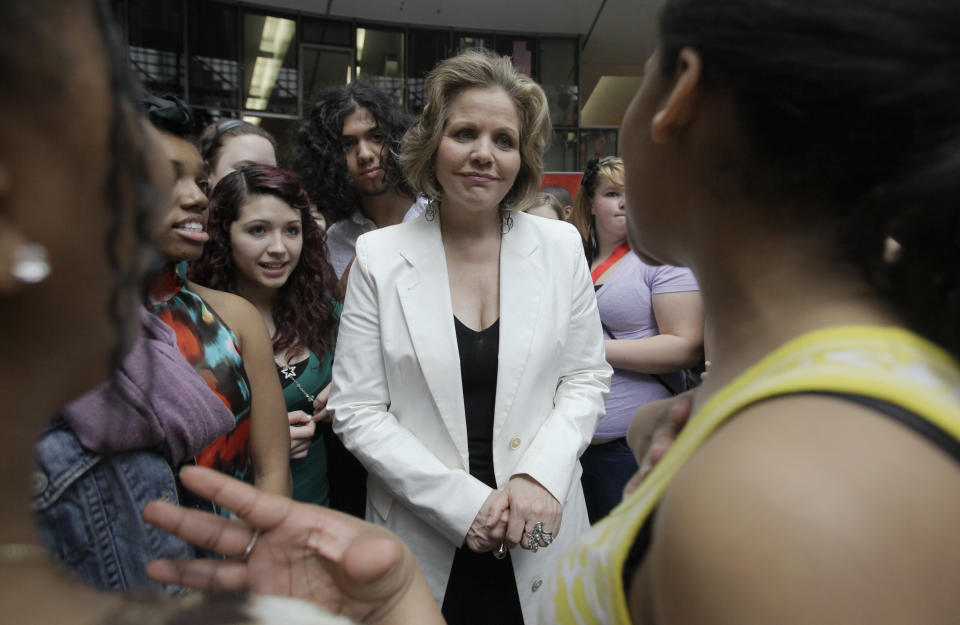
33, 417, 193, 594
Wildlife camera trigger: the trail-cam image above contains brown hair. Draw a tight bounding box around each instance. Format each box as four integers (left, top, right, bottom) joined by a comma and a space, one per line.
525, 193, 565, 219
400, 50, 551, 216
198, 119, 278, 173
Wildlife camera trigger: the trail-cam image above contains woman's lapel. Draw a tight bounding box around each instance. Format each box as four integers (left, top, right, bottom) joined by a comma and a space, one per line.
393, 215, 547, 465
395, 218, 469, 466
494, 215, 545, 439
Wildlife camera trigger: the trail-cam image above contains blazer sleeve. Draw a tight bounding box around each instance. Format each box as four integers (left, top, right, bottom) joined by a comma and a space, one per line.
511, 232, 612, 502
329, 235, 492, 547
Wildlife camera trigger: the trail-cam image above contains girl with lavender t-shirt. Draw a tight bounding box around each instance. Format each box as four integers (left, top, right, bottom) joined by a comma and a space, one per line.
571, 156, 703, 524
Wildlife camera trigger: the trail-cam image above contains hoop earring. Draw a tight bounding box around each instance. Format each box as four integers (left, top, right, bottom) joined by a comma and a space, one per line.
500, 209, 514, 235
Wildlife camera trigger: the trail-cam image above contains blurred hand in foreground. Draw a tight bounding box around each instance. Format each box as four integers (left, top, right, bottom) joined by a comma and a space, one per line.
143, 466, 444, 625
623, 393, 695, 497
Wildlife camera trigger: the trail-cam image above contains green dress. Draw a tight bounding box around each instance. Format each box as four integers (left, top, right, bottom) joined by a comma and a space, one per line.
278, 302, 341, 507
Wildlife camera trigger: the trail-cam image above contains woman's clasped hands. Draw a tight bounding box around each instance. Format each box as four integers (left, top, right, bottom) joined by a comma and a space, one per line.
465, 474, 562, 555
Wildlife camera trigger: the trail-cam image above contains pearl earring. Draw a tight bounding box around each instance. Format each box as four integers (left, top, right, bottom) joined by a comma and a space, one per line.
9, 243, 50, 284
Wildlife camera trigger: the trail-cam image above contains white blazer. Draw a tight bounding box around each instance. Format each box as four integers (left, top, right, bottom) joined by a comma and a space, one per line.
329, 212, 611, 624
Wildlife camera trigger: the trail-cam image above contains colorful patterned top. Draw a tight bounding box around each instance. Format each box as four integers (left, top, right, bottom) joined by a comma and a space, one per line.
543, 325, 960, 625
147, 268, 253, 489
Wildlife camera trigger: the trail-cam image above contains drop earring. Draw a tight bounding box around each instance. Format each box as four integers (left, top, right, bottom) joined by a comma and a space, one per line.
9, 243, 50, 285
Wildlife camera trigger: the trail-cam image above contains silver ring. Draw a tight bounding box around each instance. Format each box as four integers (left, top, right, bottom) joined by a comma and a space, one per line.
493, 542, 507, 560
241, 529, 260, 561
526, 521, 553, 552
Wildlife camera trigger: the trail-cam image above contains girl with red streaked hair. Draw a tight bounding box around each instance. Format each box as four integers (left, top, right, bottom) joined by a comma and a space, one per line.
190, 165, 342, 508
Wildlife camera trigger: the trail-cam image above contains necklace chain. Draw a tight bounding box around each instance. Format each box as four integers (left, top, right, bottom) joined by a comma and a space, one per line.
279, 364, 315, 403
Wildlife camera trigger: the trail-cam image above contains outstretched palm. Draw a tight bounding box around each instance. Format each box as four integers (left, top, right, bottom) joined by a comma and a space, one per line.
143, 466, 421, 624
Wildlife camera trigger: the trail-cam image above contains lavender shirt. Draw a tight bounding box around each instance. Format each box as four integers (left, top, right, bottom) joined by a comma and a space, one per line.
594, 252, 699, 439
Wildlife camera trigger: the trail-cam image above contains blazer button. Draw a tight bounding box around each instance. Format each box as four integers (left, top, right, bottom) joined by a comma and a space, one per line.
531, 577, 543, 592
509, 437, 521, 450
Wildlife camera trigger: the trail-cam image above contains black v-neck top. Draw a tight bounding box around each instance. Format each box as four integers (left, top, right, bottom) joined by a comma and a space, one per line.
454, 316, 500, 489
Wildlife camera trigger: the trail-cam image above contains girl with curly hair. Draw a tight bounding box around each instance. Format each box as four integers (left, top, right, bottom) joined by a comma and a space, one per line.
569, 156, 702, 525
190, 165, 340, 507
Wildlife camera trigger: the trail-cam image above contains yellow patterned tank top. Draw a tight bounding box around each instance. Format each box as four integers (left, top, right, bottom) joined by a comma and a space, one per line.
542, 325, 960, 625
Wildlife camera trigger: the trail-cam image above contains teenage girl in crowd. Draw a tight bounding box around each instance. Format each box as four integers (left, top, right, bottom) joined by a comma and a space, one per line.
570, 156, 702, 523
523, 193, 565, 220
198, 120, 279, 191
190, 165, 341, 508
144, 96, 292, 505
150, 2, 960, 625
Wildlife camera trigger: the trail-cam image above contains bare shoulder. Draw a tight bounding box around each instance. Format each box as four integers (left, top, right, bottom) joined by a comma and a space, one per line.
638, 394, 960, 625
187, 281, 262, 339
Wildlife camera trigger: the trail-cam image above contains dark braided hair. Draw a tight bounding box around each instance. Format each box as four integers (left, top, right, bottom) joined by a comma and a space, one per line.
142, 93, 196, 139
92, 0, 166, 371
291, 82, 413, 223
658, 0, 960, 357
189, 165, 339, 363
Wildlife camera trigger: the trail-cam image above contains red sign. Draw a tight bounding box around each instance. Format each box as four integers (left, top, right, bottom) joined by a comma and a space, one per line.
540, 172, 582, 200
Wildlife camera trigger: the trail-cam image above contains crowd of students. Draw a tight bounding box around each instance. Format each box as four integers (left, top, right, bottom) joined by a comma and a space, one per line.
3, 1, 960, 624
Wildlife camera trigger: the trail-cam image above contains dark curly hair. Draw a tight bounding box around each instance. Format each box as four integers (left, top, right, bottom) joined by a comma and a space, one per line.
189, 165, 339, 362
291, 82, 413, 223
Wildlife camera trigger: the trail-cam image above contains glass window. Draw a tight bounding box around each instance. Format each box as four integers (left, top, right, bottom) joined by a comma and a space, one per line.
580, 128, 618, 164
243, 12, 298, 116
301, 45, 353, 114
302, 18, 352, 47
356, 27, 404, 105
544, 129, 578, 172
455, 33, 493, 54
188, 1, 239, 110
407, 29, 450, 113
538, 38, 578, 127
128, 0, 184, 97
494, 37, 534, 77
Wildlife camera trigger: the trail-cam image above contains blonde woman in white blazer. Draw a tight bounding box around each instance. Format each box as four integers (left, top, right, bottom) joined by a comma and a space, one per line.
329, 51, 611, 625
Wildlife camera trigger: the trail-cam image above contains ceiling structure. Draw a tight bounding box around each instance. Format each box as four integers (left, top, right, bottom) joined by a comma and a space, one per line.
258, 0, 665, 126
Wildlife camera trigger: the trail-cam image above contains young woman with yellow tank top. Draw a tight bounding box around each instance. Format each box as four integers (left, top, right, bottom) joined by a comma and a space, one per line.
542, 1, 960, 623
141, 2, 960, 624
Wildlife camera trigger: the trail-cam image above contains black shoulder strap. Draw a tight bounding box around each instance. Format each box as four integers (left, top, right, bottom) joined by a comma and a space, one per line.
621, 389, 960, 595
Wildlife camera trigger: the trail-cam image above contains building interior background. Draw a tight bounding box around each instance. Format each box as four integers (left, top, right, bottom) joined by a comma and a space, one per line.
114, 0, 659, 172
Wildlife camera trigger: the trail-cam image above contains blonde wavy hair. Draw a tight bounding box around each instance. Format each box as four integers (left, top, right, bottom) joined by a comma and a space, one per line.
571, 156, 625, 260
400, 50, 552, 216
